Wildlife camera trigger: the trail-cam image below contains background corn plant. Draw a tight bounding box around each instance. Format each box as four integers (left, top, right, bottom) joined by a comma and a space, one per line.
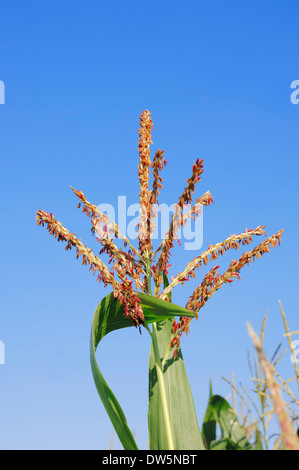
221, 302, 299, 450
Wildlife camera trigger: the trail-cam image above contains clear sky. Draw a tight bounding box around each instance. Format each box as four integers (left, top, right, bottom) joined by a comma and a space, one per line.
0, 0, 298, 450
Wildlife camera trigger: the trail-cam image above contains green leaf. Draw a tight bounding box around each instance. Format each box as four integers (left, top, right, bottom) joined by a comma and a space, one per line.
147, 274, 205, 450
148, 318, 205, 450
210, 438, 245, 450
209, 378, 213, 398
163, 272, 172, 302
254, 428, 263, 450
90, 290, 196, 450
202, 394, 217, 449
90, 293, 138, 450
204, 395, 252, 450
209, 438, 229, 450
137, 292, 196, 323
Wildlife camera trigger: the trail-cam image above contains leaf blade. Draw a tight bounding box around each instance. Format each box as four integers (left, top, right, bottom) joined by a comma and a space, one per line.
90, 290, 196, 450
90, 293, 138, 450
148, 318, 205, 450
205, 395, 252, 450
138, 292, 196, 323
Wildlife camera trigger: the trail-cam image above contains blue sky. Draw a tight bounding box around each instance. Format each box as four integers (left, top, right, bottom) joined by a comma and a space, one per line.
0, 0, 298, 449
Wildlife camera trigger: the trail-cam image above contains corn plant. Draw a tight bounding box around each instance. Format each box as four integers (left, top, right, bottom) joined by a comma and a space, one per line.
222, 303, 299, 450
36, 110, 284, 450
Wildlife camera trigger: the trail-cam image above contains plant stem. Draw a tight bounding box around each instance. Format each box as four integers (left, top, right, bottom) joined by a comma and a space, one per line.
146, 251, 152, 295
145, 252, 175, 450
148, 322, 175, 450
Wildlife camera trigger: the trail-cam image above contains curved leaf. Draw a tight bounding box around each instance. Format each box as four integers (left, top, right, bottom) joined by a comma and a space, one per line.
210, 438, 245, 450
90, 291, 196, 450
204, 395, 252, 450
137, 292, 196, 323
90, 293, 138, 450
202, 397, 217, 449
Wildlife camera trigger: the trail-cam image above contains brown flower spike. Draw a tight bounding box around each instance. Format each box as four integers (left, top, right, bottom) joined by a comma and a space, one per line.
36, 209, 144, 326
36, 110, 283, 345
138, 110, 154, 260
